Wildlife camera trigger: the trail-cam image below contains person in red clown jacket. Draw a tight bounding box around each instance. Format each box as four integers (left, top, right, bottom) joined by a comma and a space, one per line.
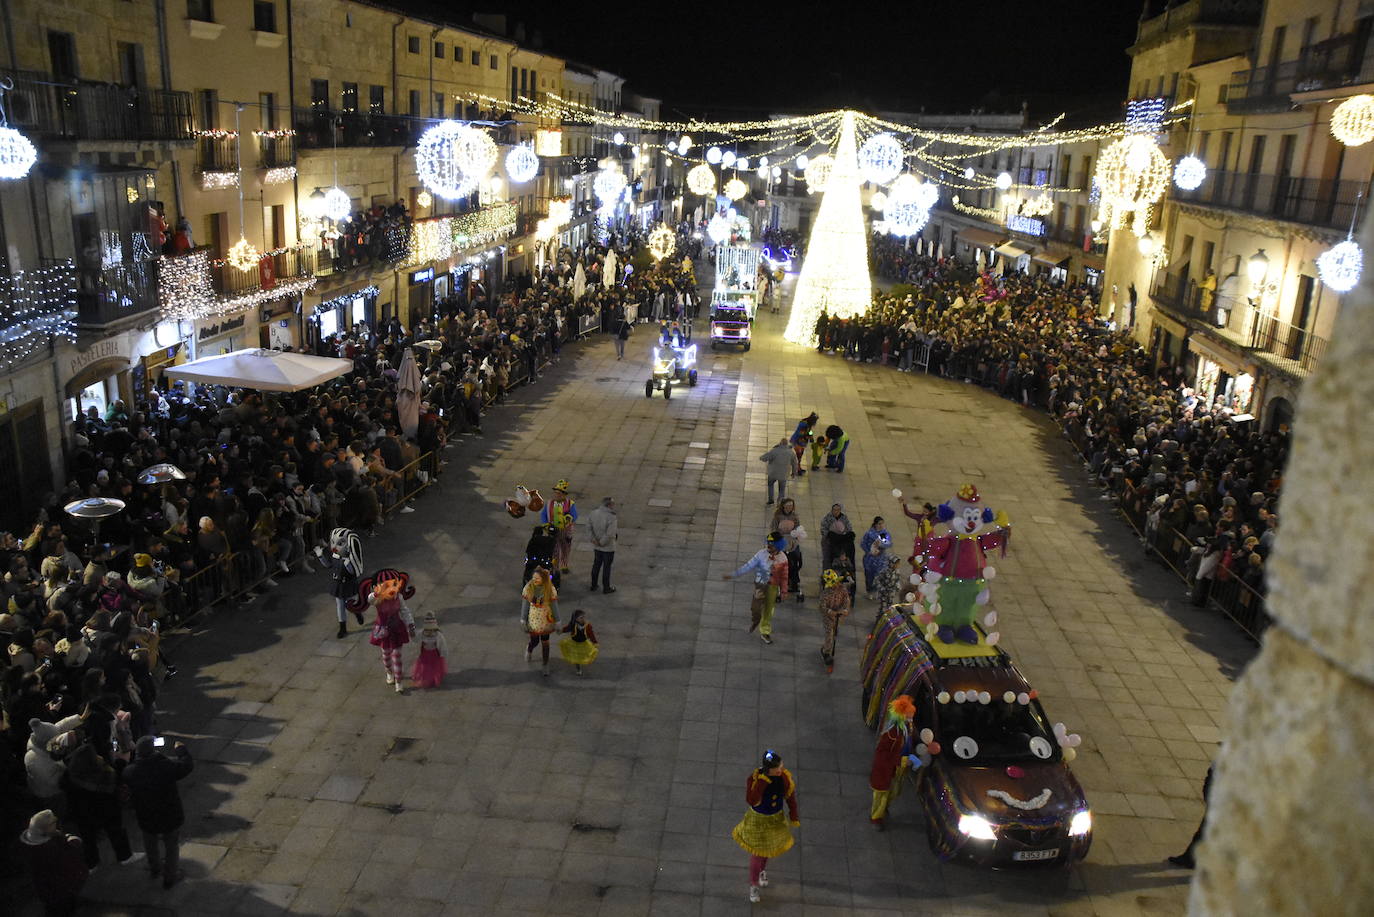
869, 695, 924, 830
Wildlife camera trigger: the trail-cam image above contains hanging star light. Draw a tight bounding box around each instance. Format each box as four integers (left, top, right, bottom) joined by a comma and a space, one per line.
505, 144, 539, 184
1317, 239, 1363, 292
322, 187, 351, 221
647, 224, 676, 261
806, 153, 835, 193
593, 166, 626, 202
724, 177, 748, 201
0, 78, 37, 180
227, 237, 260, 272
858, 132, 904, 185
885, 200, 930, 237
706, 213, 732, 245
416, 121, 497, 199
1331, 94, 1374, 146
687, 163, 716, 195
1173, 155, 1207, 191
785, 112, 872, 343
416, 190, 433, 209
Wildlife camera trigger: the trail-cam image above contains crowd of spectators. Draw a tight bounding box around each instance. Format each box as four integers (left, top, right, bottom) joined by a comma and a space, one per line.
819, 233, 1285, 613
1, 226, 704, 898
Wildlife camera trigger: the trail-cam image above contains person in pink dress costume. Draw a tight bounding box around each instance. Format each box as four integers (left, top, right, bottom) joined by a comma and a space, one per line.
348, 568, 416, 693
410, 610, 448, 688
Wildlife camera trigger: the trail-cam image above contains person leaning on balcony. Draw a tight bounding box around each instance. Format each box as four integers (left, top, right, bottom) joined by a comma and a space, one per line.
1198, 269, 1217, 311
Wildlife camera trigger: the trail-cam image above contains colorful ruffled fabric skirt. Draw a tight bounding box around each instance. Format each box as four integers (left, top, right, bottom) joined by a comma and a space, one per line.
410, 647, 447, 687
559, 637, 598, 666
731, 809, 795, 858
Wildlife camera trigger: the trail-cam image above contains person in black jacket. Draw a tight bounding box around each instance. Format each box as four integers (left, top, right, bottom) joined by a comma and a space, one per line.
121, 736, 193, 888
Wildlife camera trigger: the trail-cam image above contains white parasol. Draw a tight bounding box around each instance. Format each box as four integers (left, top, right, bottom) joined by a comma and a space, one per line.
165, 348, 352, 392
604, 250, 617, 289
572, 262, 586, 301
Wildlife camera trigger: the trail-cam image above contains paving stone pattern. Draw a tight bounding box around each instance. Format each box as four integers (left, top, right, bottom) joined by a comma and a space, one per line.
71, 270, 1254, 916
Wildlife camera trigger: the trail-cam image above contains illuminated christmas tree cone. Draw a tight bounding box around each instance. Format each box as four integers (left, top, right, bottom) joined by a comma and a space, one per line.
784, 111, 873, 345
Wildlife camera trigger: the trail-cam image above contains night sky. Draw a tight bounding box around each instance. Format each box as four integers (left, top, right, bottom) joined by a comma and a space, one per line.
438, 1, 1145, 122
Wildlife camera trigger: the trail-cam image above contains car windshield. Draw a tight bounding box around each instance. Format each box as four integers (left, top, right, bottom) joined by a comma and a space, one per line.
936, 698, 1059, 764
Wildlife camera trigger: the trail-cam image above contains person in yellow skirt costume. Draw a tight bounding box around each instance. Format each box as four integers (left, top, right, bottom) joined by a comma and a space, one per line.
732, 749, 801, 904
521, 567, 559, 677
558, 608, 598, 675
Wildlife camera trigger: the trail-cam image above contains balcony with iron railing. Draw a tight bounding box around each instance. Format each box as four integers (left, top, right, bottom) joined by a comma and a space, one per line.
196, 132, 239, 173
72, 258, 159, 327
1172, 168, 1367, 232
210, 246, 316, 299
1249, 310, 1328, 376
256, 130, 296, 168
1228, 36, 1374, 113
0, 68, 194, 143
292, 108, 429, 149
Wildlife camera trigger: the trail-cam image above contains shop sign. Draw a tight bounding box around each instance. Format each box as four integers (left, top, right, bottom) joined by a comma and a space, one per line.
197, 314, 247, 342
410, 268, 435, 284
1007, 214, 1045, 237
66, 336, 130, 381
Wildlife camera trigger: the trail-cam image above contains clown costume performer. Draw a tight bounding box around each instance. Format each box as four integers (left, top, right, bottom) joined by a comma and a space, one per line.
318, 528, 364, 639
732, 749, 800, 904
348, 569, 416, 693
539, 480, 578, 574
410, 610, 448, 688
869, 695, 920, 830
521, 567, 560, 676
558, 608, 599, 675
818, 569, 852, 672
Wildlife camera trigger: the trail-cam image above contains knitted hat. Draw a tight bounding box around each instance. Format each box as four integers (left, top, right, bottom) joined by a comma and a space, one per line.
421, 610, 439, 632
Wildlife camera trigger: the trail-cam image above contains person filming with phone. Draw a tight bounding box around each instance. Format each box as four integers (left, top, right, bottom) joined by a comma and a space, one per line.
121, 736, 194, 888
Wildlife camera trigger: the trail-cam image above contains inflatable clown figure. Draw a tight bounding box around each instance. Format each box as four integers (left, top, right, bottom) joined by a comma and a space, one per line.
917, 484, 1010, 645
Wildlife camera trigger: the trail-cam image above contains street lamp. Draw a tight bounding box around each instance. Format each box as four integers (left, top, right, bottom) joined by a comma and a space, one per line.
1247, 248, 1270, 286
1137, 233, 1155, 256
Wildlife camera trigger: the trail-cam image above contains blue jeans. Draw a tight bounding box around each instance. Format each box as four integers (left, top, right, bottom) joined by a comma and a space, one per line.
767, 478, 787, 502
827, 441, 850, 471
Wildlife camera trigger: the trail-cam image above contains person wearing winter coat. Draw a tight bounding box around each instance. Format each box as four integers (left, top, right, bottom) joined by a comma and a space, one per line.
62, 741, 132, 867
25, 714, 84, 811
585, 497, 619, 594
758, 438, 799, 505
121, 736, 194, 888
19, 809, 88, 916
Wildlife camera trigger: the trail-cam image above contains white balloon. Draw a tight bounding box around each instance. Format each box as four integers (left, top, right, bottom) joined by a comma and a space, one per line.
984, 611, 998, 627
936, 691, 950, 705
1016, 692, 1030, 705
983, 566, 997, 579
1003, 691, 1016, 704
1067, 734, 1082, 748
892, 488, 903, 498
953, 691, 967, 703
1054, 722, 1068, 737
909, 574, 922, 585
919, 728, 934, 744
985, 631, 1001, 646
978, 691, 992, 705
904, 592, 916, 602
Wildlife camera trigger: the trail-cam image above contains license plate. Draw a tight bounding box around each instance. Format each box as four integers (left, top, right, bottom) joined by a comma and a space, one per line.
1013, 849, 1060, 862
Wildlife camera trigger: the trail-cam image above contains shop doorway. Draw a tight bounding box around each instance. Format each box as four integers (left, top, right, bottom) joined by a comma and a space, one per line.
0, 400, 52, 533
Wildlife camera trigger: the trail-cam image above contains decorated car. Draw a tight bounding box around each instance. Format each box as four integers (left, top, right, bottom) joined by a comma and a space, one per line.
860, 607, 1090, 868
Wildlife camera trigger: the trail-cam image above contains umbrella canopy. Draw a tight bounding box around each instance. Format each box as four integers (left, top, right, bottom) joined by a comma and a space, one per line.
572, 263, 586, 301
165, 348, 352, 392
396, 347, 422, 440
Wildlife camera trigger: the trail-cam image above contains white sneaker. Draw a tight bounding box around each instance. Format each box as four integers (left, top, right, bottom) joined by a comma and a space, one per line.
749, 886, 761, 903
400, 505, 416, 514
278, 561, 290, 574
385, 673, 395, 685
394, 681, 404, 694
758, 870, 768, 888
264, 577, 279, 587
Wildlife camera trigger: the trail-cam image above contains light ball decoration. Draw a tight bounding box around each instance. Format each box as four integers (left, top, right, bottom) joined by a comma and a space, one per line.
756, 163, 769, 178
666, 139, 678, 152
505, 144, 539, 184
724, 177, 748, 201
415, 121, 496, 200
227, 237, 260, 272
1095, 134, 1170, 218
995, 171, 1013, 190
963, 166, 975, 179
914, 181, 939, 209
1317, 239, 1363, 292
647, 224, 676, 261
737, 157, 750, 171
885, 200, 930, 237
593, 167, 626, 203
722, 150, 737, 168
322, 187, 351, 221
613, 131, 625, 145
1331, 94, 1374, 146
706, 213, 732, 245
759, 156, 769, 167
0, 126, 37, 180
888, 173, 919, 203
706, 146, 723, 165
678, 134, 693, 154
870, 191, 888, 212
858, 132, 904, 185
770, 166, 781, 178
1173, 155, 1207, 191
796, 154, 809, 171
806, 153, 835, 193
687, 164, 716, 196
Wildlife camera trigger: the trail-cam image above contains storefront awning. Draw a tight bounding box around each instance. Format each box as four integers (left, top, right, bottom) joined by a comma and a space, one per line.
958, 227, 1007, 249
1031, 251, 1070, 268
995, 242, 1031, 259
1187, 334, 1250, 374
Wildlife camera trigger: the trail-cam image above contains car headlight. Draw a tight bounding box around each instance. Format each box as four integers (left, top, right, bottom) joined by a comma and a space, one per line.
957, 814, 997, 840
1068, 810, 1092, 837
